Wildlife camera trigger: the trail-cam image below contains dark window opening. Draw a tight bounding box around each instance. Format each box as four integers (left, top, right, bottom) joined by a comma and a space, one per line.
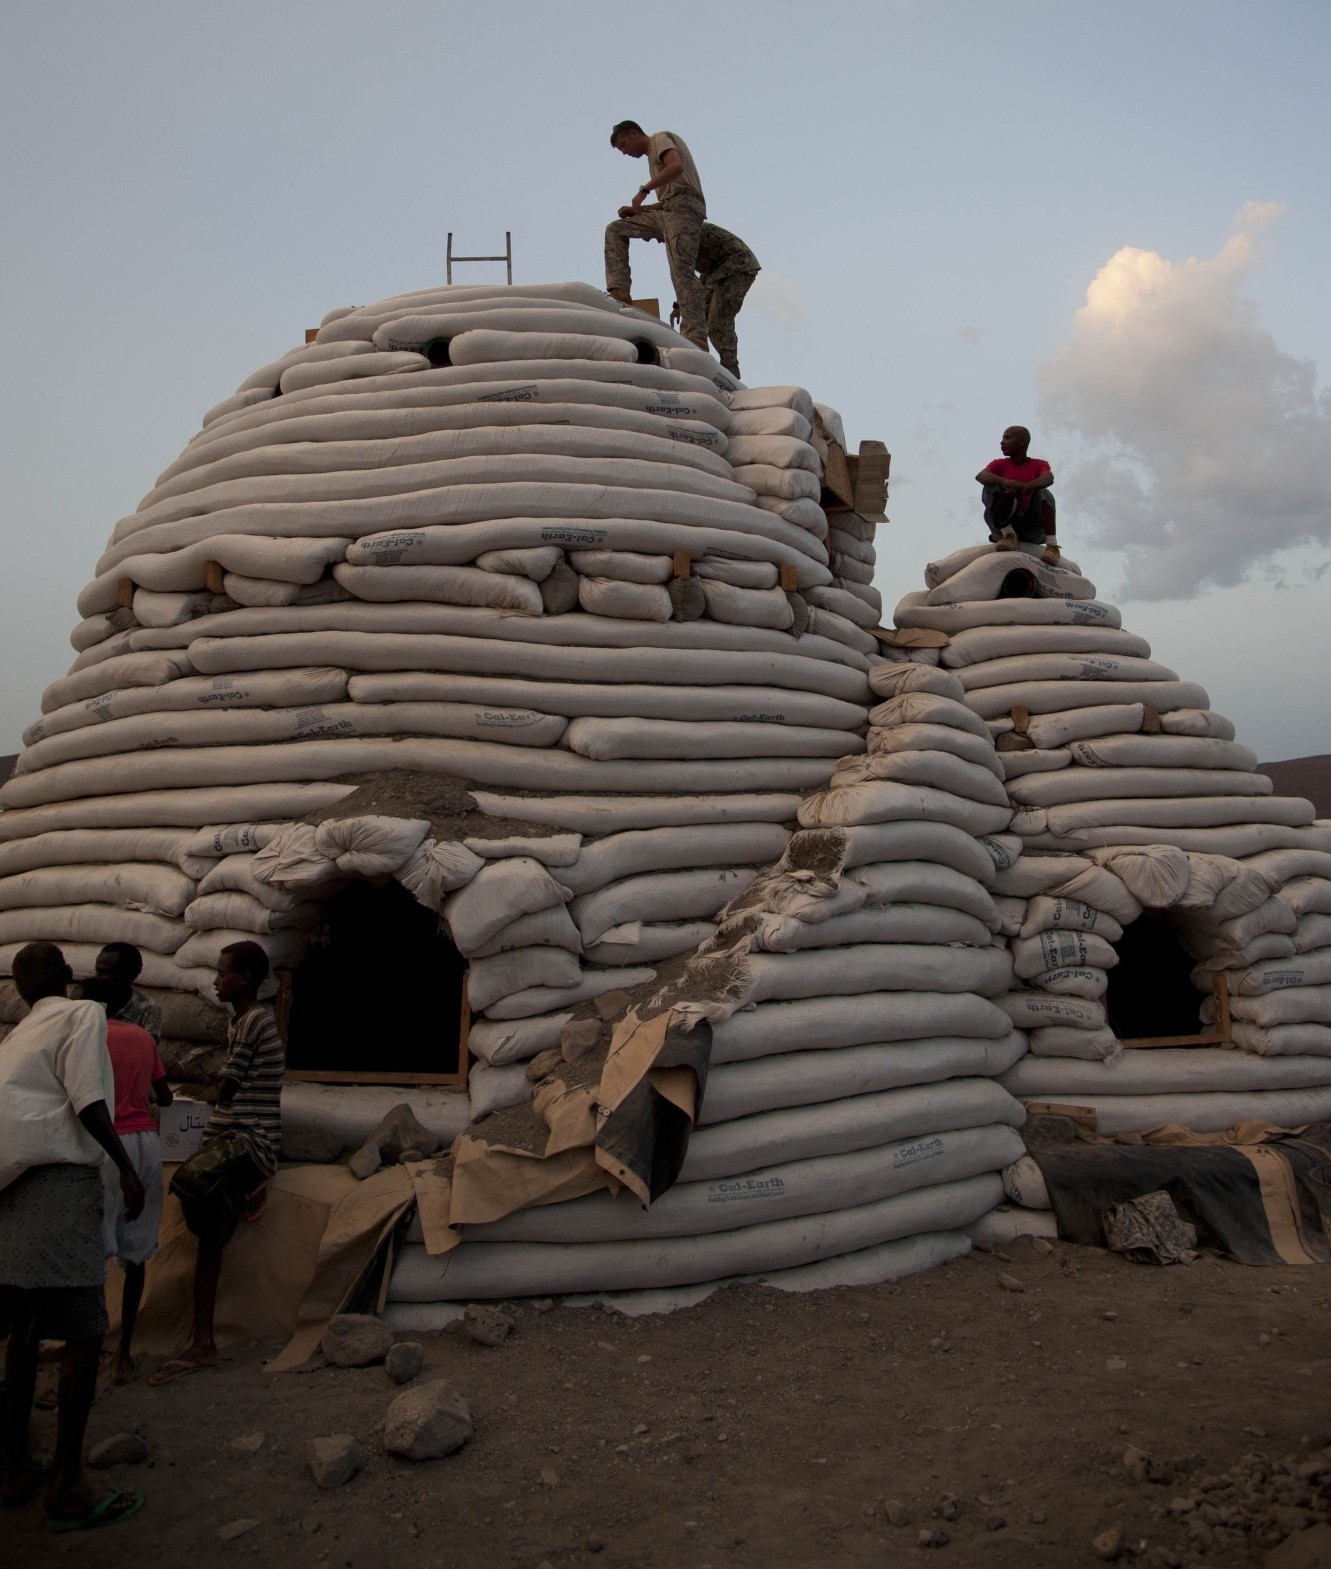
1103, 912, 1204, 1041
284, 879, 467, 1083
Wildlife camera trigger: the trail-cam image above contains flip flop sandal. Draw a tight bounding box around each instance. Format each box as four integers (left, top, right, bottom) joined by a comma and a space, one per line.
1, 1456, 51, 1508
147, 1357, 215, 1387
46, 1486, 145, 1533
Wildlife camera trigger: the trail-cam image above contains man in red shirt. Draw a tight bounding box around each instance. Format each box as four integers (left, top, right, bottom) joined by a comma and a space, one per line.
82, 976, 172, 1384
976, 426, 1060, 564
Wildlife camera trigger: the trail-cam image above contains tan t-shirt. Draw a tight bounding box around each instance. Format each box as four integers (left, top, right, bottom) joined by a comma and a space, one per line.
648, 131, 704, 207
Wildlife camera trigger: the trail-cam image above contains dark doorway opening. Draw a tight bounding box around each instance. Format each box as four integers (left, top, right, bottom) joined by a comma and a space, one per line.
1103, 912, 1204, 1041
284, 879, 468, 1083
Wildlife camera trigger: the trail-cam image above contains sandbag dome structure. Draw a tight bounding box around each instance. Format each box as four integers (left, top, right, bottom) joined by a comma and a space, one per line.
1, 278, 1326, 1307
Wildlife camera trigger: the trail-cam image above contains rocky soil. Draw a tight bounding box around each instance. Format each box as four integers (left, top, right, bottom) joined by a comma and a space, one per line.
6, 1235, 1330, 1568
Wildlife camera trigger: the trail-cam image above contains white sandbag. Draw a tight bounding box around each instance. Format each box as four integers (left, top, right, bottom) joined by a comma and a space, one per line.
586, 921, 716, 967
1180, 898, 1300, 962
467, 1011, 574, 1067
449, 329, 636, 365
728, 384, 815, 418
469, 904, 582, 959
464, 834, 582, 867
347, 671, 865, 730
387, 1175, 1002, 1300
1228, 1021, 1331, 1058
1042, 795, 1313, 835
958, 654, 1179, 694
466, 946, 584, 1013
443, 858, 572, 954
397, 839, 487, 909
997, 991, 1105, 1030
730, 463, 820, 502
1002, 1155, 1052, 1209
1010, 767, 1271, 809
471, 792, 799, 837
568, 550, 673, 584
896, 592, 1121, 633
1000, 749, 1073, 780
0, 863, 197, 919
836, 750, 1009, 809
1244, 847, 1331, 884
992, 896, 1026, 937
726, 405, 813, 439
1001, 1048, 1331, 1098
1040, 824, 1331, 858
80, 536, 353, 616
1158, 709, 1236, 740
1018, 897, 1123, 942
22, 668, 350, 748
475, 546, 564, 580
131, 588, 212, 628
853, 861, 999, 927
312, 816, 430, 877
866, 664, 967, 702
334, 563, 544, 614
1012, 930, 1118, 979
798, 781, 1011, 836
966, 680, 1211, 722
0, 784, 354, 845
1024, 704, 1145, 750
977, 833, 1023, 874
465, 1124, 1023, 1244
1279, 877, 1331, 919
0, 827, 201, 881
1174, 853, 1264, 916
279, 348, 420, 394
1026, 966, 1108, 999
250, 825, 337, 890
864, 722, 1005, 779
174, 926, 306, 971
1207, 984, 1331, 1029
839, 822, 999, 885
700, 580, 795, 631
467, 1061, 531, 1120
1294, 914, 1331, 954
684, 1076, 1022, 1180
1067, 735, 1258, 772
1204, 950, 1331, 996
990, 854, 1092, 897
803, 585, 882, 630
1027, 1025, 1120, 1060
748, 905, 991, 953
572, 868, 758, 947
564, 716, 855, 762
1048, 865, 1143, 925
941, 625, 1150, 667
183, 891, 319, 934
41, 652, 195, 714
868, 692, 993, 740
576, 576, 672, 622
739, 945, 1013, 1006
693, 558, 779, 589
925, 553, 1095, 605
710, 994, 1012, 1067
196, 854, 303, 911
1028, 1087, 1331, 1135
0, 904, 186, 954
560, 823, 790, 897
482, 966, 656, 1020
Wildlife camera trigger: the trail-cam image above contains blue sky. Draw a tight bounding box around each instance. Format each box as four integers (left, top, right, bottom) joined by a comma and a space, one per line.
2, 0, 1328, 760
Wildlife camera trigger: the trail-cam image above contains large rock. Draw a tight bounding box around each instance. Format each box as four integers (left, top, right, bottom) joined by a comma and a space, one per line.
308, 1433, 363, 1489
348, 1102, 441, 1177
321, 1313, 394, 1368
384, 1341, 425, 1384
382, 1379, 473, 1460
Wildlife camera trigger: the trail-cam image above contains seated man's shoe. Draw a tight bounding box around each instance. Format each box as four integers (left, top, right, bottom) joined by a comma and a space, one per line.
992, 531, 1019, 552
1041, 544, 1062, 565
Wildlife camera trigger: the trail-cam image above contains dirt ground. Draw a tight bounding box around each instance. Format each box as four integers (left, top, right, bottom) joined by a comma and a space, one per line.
6, 1237, 1330, 1569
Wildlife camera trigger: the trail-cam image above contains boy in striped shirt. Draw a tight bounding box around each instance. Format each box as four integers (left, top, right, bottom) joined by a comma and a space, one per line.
149, 942, 283, 1385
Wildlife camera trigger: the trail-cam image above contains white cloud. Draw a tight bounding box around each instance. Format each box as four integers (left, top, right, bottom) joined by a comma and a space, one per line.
1036, 203, 1331, 600
748, 271, 806, 325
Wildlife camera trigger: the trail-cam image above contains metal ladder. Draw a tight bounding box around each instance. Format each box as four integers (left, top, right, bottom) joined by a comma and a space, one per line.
446, 231, 512, 285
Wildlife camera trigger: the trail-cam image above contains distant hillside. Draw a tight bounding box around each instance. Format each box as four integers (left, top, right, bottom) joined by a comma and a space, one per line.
0, 753, 14, 785
1259, 755, 1331, 818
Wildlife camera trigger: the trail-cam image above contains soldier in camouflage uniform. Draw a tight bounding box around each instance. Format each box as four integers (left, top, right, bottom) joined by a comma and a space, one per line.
672, 222, 761, 380
605, 120, 708, 351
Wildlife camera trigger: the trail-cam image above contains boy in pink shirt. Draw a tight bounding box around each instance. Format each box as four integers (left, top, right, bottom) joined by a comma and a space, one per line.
976, 426, 1060, 563
85, 979, 172, 1384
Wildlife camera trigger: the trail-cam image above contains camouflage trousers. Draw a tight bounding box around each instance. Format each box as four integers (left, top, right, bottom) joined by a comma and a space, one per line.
705, 270, 757, 378
604, 190, 707, 346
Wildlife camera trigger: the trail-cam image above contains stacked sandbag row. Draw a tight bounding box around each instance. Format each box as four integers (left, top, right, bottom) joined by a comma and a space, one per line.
386, 663, 1032, 1306
888, 544, 1331, 1153
0, 284, 881, 1016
